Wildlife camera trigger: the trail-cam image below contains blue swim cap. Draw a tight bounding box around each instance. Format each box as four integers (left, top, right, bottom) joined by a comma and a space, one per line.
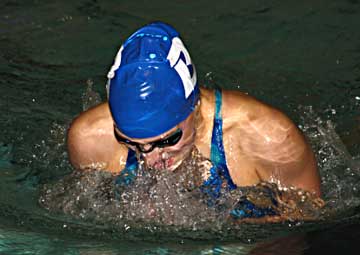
107, 22, 199, 139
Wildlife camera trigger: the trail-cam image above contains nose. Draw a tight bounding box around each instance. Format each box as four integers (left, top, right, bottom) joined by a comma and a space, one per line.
140, 143, 153, 153
141, 148, 162, 164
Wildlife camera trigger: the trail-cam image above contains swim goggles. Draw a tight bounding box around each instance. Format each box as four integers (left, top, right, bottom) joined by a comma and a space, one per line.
114, 127, 183, 153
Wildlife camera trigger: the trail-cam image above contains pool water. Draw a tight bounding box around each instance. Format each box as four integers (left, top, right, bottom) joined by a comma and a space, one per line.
1, 0, 360, 254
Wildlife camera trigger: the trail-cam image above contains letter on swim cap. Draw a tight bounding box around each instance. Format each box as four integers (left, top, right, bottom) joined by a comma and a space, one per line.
167, 37, 197, 99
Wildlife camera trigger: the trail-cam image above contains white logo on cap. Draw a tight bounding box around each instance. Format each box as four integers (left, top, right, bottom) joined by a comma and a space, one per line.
167, 37, 197, 99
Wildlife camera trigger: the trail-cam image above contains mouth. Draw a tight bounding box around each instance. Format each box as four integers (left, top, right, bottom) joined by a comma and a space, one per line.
150, 157, 175, 170
165, 157, 174, 168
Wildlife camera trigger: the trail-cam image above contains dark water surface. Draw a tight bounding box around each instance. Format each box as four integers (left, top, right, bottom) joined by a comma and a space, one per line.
1, 0, 360, 254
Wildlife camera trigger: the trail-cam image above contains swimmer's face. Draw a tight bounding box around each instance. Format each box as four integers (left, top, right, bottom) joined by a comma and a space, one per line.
114, 111, 196, 171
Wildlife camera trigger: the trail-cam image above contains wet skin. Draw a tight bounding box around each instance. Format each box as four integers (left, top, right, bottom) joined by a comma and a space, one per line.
67, 88, 321, 197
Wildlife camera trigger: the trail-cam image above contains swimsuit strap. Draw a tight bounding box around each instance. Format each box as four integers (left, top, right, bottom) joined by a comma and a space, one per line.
210, 89, 237, 189
201, 89, 237, 203
115, 149, 139, 186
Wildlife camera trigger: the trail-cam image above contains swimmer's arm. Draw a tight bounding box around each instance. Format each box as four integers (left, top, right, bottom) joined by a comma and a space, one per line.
238, 105, 321, 197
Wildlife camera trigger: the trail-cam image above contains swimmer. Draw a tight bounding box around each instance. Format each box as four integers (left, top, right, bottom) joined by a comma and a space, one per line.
67, 22, 321, 219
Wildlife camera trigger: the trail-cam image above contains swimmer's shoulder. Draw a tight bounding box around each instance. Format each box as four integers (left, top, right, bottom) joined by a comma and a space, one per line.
199, 87, 285, 134
67, 102, 128, 174
220, 88, 308, 154
220, 89, 320, 195
220, 89, 294, 129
